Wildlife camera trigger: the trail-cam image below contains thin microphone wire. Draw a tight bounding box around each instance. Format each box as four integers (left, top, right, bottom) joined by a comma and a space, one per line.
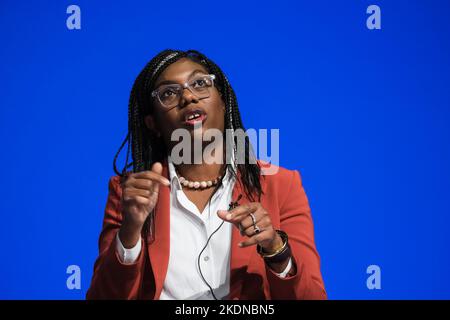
197, 192, 242, 300
196, 177, 224, 300
197, 213, 225, 300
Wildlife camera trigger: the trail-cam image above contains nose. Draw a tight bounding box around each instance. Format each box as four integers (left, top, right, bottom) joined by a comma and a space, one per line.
179, 87, 199, 108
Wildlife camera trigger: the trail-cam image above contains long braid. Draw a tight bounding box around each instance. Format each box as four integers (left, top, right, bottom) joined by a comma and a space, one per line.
113, 49, 262, 200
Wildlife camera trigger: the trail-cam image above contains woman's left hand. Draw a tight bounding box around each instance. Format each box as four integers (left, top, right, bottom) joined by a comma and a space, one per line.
217, 202, 283, 253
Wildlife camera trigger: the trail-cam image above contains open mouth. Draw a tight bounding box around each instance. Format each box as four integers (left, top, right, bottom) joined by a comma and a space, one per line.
183, 109, 207, 126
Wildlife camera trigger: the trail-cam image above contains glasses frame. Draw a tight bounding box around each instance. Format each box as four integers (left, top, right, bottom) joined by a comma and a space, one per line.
151, 74, 216, 110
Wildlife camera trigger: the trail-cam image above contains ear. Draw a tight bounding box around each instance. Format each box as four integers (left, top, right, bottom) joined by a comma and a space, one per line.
144, 115, 161, 137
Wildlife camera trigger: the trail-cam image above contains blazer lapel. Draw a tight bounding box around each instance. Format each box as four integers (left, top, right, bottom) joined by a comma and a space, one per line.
147, 160, 171, 299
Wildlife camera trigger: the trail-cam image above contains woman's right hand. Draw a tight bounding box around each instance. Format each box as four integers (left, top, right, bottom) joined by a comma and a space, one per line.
118, 162, 170, 248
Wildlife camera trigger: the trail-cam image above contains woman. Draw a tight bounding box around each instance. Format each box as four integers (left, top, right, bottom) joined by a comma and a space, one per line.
86, 49, 326, 300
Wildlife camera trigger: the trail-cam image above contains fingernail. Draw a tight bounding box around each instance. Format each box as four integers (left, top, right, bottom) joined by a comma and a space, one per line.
238, 242, 243, 247
226, 213, 232, 220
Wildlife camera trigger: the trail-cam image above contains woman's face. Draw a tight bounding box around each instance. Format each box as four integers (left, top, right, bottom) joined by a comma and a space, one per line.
145, 58, 226, 150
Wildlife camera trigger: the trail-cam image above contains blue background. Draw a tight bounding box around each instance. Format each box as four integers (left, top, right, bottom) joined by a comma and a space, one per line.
1, 0, 449, 299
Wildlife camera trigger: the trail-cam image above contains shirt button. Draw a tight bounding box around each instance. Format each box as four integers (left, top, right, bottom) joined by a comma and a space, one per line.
204, 256, 210, 262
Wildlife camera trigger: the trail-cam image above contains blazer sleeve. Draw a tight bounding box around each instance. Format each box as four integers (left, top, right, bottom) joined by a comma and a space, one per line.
86, 176, 145, 300
265, 170, 327, 300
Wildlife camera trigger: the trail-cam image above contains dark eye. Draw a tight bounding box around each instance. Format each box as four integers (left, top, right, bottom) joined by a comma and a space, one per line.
192, 79, 207, 88
160, 87, 178, 98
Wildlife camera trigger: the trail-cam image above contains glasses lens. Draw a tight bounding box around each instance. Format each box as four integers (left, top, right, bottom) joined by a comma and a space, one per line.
155, 75, 214, 108
187, 75, 213, 98
158, 85, 181, 108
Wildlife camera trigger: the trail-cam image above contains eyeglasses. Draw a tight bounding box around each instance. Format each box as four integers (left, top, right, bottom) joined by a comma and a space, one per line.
151, 74, 216, 110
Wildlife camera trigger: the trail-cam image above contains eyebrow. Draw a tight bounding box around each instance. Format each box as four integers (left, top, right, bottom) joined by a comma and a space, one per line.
154, 69, 208, 89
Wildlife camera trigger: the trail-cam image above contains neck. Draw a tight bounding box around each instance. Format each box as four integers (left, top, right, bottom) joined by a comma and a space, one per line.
174, 140, 226, 181
176, 162, 225, 182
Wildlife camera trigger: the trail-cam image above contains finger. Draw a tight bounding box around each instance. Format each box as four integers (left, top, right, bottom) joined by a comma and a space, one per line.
219, 203, 258, 223
238, 230, 272, 248
130, 166, 170, 187
241, 216, 271, 237
217, 209, 229, 221
150, 178, 161, 199
147, 162, 163, 198
123, 194, 151, 207
239, 212, 269, 230
216, 209, 245, 229
123, 187, 153, 200
133, 171, 169, 186
151, 162, 163, 175
127, 178, 160, 191
241, 225, 265, 237
127, 179, 151, 190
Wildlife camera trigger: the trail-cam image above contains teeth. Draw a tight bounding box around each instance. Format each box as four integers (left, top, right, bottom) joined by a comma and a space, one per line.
187, 112, 201, 121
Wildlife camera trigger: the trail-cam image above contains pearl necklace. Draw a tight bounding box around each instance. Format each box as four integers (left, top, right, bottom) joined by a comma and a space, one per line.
178, 174, 222, 190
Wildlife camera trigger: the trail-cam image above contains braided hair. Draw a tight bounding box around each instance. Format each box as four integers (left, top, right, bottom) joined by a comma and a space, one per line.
113, 49, 262, 201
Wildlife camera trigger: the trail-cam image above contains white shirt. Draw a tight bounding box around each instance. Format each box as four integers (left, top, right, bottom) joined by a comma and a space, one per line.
116, 159, 292, 300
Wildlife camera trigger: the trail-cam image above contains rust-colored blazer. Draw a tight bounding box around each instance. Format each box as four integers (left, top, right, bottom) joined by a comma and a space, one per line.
86, 161, 326, 300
